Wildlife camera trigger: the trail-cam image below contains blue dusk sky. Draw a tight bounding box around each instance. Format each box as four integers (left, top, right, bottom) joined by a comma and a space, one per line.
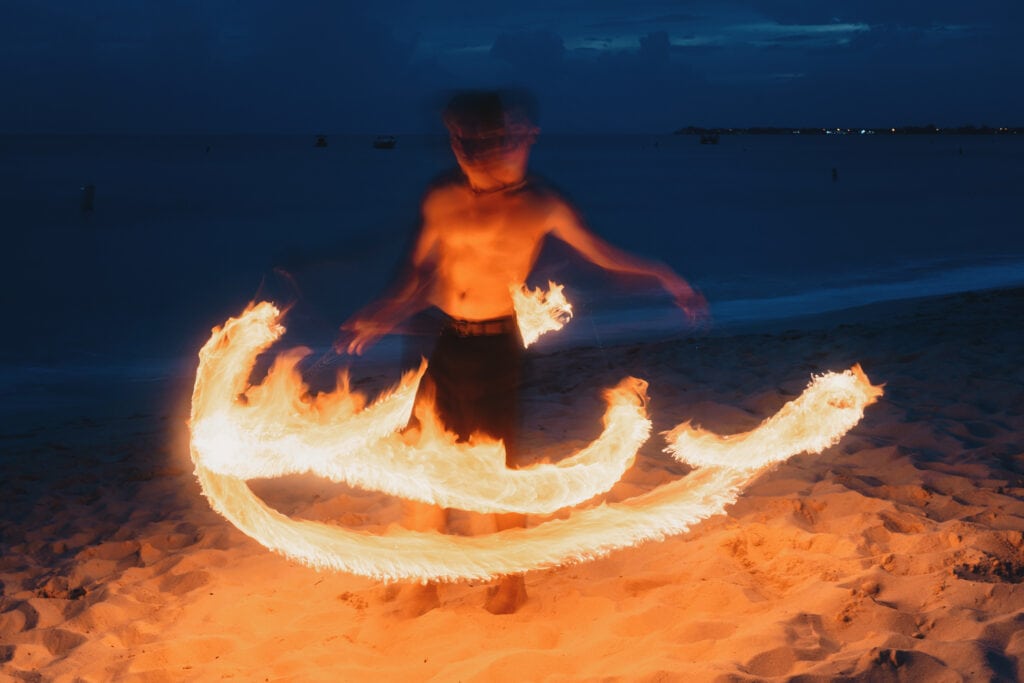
3, 0, 1022, 133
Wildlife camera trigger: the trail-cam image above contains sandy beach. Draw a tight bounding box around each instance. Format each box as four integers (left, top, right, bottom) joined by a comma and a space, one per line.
2, 286, 1023, 682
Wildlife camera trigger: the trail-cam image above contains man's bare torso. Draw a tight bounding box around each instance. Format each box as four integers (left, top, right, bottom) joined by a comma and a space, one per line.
418, 178, 560, 321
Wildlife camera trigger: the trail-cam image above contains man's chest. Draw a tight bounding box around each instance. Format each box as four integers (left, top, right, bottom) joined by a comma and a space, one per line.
435, 206, 544, 256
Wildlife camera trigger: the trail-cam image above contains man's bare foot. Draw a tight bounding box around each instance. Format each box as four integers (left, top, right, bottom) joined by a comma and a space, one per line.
484, 575, 527, 615
379, 583, 401, 602
396, 583, 440, 618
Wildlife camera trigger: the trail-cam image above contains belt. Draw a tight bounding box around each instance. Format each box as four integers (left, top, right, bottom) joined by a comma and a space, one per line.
445, 316, 518, 337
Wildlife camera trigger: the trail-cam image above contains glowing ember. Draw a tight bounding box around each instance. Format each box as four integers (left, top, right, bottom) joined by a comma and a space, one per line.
511, 281, 573, 347
188, 302, 882, 582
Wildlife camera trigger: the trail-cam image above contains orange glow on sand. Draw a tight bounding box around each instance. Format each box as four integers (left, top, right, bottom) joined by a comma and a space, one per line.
188, 298, 882, 583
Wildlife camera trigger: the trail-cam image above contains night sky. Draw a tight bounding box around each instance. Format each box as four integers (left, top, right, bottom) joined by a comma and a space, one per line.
3, 0, 1022, 134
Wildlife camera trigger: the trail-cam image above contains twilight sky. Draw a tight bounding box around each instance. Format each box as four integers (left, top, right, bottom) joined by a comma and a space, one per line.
3, 0, 1022, 133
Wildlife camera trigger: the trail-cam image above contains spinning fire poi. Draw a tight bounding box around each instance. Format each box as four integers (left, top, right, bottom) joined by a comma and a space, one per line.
187, 90, 882, 616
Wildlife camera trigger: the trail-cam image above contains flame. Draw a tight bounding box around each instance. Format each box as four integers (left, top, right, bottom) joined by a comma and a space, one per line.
511, 281, 573, 347
664, 365, 884, 472
190, 303, 651, 516
188, 301, 882, 582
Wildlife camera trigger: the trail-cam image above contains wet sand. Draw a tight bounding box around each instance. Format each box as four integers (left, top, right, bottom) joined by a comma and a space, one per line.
2, 287, 1023, 682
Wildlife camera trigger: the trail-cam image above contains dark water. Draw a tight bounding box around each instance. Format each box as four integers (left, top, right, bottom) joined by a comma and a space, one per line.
1, 133, 1022, 374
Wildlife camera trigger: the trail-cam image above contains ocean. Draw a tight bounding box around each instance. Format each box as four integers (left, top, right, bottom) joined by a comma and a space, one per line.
2, 132, 1022, 378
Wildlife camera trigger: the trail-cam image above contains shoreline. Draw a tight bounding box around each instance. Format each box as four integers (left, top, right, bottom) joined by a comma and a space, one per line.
3, 283, 1022, 432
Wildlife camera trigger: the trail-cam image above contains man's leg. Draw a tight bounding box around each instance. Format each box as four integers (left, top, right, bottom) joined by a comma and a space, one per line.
484, 512, 529, 614
418, 326, 530, 614
477, 331, 529, 613
396, 368, 449, 617
392, 499, 447, 617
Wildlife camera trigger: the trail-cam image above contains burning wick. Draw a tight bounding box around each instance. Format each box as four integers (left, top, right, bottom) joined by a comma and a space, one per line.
188, 297, 882, 582
507, 282, 573, 348
511, 281, 573, 347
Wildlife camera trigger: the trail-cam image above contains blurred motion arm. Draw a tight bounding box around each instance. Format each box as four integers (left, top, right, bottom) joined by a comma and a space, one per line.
337, 222, 439, 354
548, 202, 708, 323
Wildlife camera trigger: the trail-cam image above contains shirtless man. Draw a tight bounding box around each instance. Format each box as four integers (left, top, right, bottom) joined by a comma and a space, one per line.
340, 90, 705, 615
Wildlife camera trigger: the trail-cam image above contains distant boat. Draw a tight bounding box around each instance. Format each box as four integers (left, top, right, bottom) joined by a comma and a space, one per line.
699, 133, 720, 145
314, 134, 328, 148
373, 135, 397, 150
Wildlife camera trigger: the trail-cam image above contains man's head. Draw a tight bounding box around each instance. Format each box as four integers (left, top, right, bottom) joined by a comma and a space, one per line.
443, 90, 539, 191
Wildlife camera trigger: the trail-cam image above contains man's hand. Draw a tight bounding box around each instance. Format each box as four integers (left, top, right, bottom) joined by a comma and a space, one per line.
335, 319, 389, 355
663, 276, 710, 327
678, 290, 710, 326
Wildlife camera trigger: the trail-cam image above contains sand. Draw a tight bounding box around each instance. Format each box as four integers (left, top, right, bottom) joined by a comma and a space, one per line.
2, 287, 1023, 682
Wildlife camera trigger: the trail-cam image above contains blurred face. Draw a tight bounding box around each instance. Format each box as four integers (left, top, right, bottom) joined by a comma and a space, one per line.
448, 120, 538, 191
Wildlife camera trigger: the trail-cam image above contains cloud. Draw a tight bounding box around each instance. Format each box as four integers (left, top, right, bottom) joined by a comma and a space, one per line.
737, 0, 1022, 31
584, 12, 706, 29
735, 22, 870, 46
2, 0, 1019, 133
639, 31, 671, 64
491, 30, 566, 69
0, 1, 431, 132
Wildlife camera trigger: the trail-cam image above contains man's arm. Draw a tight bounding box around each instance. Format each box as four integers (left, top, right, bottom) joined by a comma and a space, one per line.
547, 202, 708, 322
337, 219, 440, 355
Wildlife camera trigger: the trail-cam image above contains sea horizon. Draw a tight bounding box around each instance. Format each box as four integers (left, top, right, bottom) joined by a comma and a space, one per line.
2, 132, 1022, 375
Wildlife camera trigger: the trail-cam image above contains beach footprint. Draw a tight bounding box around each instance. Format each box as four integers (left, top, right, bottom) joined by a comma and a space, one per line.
741, 612, 839, 677
41, 627, 88, 657
0, 601, 36, 634
158, 569, 211, 595
2, 626, 88, 673
784, 612, 840, 660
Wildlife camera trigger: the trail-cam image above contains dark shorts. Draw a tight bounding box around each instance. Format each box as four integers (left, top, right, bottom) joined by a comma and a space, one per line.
416, 316, 523, 464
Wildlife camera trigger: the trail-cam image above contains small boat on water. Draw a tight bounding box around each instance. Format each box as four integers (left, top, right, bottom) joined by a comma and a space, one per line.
314, 134, 328, 148
373, 135, 397, 149
699, 133, 720, 145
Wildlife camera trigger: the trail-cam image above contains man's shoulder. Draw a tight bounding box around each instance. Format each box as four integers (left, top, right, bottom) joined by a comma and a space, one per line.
424, 168, 467, 195
522, 174, 570, 203
420, 169, 470, 212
